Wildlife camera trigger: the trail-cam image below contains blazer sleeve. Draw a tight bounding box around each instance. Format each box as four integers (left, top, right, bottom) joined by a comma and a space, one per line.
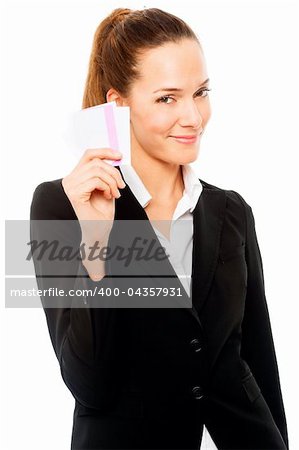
30, 180, 114, 409
233, 192, 289, 448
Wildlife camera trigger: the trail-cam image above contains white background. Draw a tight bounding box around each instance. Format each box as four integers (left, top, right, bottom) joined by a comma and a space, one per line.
1, 0, 298, 449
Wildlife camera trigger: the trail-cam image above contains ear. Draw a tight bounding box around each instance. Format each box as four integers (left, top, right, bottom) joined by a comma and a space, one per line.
106, 88, 128, 106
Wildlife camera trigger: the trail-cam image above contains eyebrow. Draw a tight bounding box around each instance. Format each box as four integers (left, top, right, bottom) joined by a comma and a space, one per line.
153, 78, 210, 94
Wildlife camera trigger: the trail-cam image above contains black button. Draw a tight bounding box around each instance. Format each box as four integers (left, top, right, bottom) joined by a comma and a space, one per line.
192, 386, 204, 400
190, 338, 202, 352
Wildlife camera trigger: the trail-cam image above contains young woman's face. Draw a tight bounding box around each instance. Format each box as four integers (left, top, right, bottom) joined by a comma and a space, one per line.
111, 38, 212, 166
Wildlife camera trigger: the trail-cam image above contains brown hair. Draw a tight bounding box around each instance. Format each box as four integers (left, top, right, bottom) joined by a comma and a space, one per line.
82, 8, 200, 108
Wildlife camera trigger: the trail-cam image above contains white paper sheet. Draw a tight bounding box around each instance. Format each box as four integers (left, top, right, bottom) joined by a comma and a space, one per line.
63, 101, 131, 166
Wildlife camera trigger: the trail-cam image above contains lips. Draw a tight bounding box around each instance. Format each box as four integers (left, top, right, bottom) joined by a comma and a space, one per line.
170, 130, 203, 138
173, 135, 197, 139
170, 130, 203, 144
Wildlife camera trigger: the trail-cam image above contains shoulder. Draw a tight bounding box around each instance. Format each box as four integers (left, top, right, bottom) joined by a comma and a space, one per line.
199, 177, 252, 214
30, 178, 76, 220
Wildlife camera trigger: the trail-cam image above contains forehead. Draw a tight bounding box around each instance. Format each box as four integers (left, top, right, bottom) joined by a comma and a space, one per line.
135, 39, 207, 88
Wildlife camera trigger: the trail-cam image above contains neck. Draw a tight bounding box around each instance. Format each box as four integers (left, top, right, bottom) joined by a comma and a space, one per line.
131, 149, 184, 206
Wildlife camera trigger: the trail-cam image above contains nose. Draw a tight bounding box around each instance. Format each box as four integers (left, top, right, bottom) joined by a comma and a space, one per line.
178, 100, 203, 129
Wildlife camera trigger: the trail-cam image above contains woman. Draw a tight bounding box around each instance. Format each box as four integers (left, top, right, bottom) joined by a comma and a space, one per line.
30, 7, 289, 450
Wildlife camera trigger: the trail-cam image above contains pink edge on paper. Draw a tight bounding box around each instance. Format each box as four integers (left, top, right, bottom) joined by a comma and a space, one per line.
104, 103, 121, 166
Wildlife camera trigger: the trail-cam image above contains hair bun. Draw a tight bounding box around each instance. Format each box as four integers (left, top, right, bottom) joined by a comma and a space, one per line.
109, 8, 131, 26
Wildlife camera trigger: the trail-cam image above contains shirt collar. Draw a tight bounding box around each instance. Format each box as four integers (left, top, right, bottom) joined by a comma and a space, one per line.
119, 164, 202, 213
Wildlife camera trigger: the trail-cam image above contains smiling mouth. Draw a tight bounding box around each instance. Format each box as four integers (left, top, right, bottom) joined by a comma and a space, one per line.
170, 131, 203, 144
169, 130, 203, 139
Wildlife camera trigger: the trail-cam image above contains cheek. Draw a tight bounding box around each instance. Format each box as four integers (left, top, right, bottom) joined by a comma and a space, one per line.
146, 110, 175, 135
132, 107, 174, 135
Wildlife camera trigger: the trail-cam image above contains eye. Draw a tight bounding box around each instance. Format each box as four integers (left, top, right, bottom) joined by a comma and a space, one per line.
156, 88, 211, 105
156, 95, 174, 104
195, 88, 211, 98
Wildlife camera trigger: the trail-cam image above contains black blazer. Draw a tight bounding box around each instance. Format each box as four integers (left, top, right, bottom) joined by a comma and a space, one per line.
30, 173, 289, 450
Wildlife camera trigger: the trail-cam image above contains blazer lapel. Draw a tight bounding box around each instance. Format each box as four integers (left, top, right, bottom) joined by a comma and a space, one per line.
113, 183, 192, 309
191, 187, 226, 317
114, 167, 227, 322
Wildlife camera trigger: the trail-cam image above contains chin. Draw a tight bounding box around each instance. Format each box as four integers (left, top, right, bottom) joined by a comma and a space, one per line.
156, 144, 199, 165
176, 151, 199, 165
165, 156, 197, 166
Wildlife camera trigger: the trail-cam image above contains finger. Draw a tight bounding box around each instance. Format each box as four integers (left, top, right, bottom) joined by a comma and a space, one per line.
90, 166, 121, 198
76, 164, 121, 198
77, 148, 123, 167
91, 178, 113, 199
77, 177, 112, 201
97, 160, 126, 189
83, 158, 126, 189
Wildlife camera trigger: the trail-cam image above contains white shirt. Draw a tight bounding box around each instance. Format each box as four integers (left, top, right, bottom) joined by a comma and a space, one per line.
119, 164, 203, 297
